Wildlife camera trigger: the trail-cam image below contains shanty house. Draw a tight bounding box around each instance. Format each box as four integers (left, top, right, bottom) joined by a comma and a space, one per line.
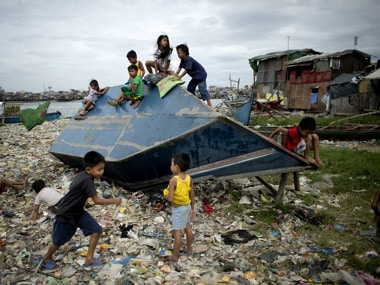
285, 49, 371, 112
249, 49, 320, 101
358, 67, 380, 112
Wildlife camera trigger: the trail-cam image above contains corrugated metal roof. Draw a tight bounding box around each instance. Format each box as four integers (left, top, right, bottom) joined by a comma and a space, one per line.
286, 53, 331, 66
249, 49, 319, 61
328, 73, 357, 86
248, 48, 321, 72
329, 49, 371, 60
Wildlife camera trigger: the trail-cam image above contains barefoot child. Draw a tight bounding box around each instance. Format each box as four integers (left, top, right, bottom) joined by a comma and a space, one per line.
175, 43, 212, 107
269, 116, 324, 166
36, 151, 121, 269
126, 50, 145, 79
163, 153, 195, 262
145, 34, 174, 76
107, 65, 144, 109
79, 80, 109, 116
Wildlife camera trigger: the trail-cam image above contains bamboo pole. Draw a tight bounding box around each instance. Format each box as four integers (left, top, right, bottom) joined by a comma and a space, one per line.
328, 110, 380, 126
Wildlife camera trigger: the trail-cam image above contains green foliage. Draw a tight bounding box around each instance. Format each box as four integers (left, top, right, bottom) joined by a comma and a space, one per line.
251, 208, 278, 223
242, 115, 380, 276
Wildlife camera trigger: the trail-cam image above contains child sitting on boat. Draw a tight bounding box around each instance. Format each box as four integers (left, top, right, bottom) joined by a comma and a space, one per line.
107, 65, 144, 109
79, 80, 109, 116
269, 117, 324, 166
145, 34, 174, 76
126, 50, 145, 79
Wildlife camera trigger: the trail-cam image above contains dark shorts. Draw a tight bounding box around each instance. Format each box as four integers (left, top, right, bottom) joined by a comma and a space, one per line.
52, 211, 102, 247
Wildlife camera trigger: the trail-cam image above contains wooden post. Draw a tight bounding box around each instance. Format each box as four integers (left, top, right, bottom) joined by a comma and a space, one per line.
255, 176, 278, 196
293, 172, 300, 192
275, 173, 289, 208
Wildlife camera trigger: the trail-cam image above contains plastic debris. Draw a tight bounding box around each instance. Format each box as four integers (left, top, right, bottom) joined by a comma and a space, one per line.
0, 119, 379, 284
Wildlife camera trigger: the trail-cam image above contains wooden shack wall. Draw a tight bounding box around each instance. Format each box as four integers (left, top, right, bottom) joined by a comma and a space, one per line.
330, 93, 371, 114
285, 81, 329, 110
285, 64, 330, 111
255, 56, 288, 99
330, 54, 371, 80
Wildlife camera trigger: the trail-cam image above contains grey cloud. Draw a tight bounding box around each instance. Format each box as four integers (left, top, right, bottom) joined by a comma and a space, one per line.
0, 0, 379, 92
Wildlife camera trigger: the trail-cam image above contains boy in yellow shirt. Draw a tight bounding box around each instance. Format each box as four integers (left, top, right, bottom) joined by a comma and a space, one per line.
163, 153, 195, 262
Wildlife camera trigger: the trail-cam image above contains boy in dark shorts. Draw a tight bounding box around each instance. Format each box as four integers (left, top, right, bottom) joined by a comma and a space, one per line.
36, 151, 121, 269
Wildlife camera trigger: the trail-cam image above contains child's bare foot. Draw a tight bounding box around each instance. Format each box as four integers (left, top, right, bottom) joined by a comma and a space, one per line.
107, 100, 118, 106
185, 247, 192, 255
132, 101, 141, 109
315, 158, 325, 166
166, 255, 178, 262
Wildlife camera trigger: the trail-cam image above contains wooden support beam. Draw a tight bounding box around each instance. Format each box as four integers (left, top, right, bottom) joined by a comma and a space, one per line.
255, 176, 278, 196
275, 173, 289, 208
293, 172, 300, 192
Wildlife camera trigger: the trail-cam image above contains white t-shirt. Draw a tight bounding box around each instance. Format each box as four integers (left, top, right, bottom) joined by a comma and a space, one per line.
84, 88, 99, 102
153, 48, 173, 72
34, 187, 64, 207
294, 139, 306, 155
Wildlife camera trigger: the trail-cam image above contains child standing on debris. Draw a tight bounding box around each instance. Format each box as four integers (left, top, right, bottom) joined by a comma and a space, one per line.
269, 116, 324, 166
36, 151, 121, 269
79, 79, 109, 116
107, 65, 144, 109
175, 43, 212, 107
163, 152, 195, 262
371, 190, 380, 238
31, 179, 64, 221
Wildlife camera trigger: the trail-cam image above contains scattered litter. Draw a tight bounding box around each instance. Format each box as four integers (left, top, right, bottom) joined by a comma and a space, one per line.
0, 119, 379, 284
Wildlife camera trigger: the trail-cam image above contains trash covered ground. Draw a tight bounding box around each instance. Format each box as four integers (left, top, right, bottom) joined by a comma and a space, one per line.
1, 119, 380, 285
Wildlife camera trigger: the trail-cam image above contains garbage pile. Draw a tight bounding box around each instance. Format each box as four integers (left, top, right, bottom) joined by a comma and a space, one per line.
1, 119, 379, 284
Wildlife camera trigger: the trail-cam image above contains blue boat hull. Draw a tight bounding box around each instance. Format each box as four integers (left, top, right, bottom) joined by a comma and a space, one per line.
49, 84, 313, 190
228, 91, 255, 126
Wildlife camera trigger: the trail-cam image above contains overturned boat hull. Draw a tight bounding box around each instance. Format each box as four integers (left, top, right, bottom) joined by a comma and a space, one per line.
226, 91, 255, 126
49, 84, 314, 191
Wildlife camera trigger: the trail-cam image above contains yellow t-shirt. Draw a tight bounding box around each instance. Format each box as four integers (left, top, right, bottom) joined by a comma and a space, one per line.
163, 175, 191, 205
134, 60, 143, 77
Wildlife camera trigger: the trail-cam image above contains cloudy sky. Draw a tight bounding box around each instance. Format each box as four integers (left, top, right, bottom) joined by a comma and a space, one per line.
1, 0, 379, 93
